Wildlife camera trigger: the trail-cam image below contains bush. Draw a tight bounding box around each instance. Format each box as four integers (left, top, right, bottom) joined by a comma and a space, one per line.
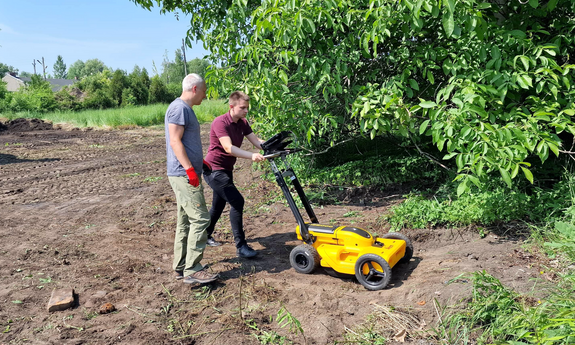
5, 76, 57, 113
121, 88, 137, 107
54, 88, 83, 111
0, 80, 8, 100
166, 83, 181, 101
384, 173, 575, 230
83, 89, 115, 109
149, 76, 172, 104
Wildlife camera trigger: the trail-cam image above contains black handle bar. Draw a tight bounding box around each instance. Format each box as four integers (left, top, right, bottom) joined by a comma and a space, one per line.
263, 148, 302, 159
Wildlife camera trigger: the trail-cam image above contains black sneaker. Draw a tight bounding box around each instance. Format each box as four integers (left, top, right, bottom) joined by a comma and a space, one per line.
237, 244, 257, 258
206, 237, 222, 247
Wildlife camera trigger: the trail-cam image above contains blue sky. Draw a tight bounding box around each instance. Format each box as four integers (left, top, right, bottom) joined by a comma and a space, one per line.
0, 0, 208, 76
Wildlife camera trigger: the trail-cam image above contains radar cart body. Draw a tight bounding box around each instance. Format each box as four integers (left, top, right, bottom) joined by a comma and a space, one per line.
262, 131, 414, 290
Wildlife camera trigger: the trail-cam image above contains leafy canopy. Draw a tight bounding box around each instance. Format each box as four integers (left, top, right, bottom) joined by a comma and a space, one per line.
133, 0, 575, 191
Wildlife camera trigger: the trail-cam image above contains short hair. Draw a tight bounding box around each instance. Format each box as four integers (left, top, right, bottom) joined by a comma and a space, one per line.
182, 73, 205, 92
229, 91, 250, 106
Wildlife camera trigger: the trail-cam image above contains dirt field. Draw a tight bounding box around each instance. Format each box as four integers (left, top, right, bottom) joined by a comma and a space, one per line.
0, 119, 546, 344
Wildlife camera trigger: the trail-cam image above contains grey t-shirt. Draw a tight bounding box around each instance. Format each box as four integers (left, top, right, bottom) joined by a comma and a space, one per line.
165, 98, 203, 176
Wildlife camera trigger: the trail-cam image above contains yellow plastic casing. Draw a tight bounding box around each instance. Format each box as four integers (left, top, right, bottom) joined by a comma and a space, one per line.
296, 224, 407, 275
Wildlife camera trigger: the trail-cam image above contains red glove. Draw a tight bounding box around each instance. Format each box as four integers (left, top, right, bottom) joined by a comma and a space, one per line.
203, 159, 212, 174
186, 167, 199, 187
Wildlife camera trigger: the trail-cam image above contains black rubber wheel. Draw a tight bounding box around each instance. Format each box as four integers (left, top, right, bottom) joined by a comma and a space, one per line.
381, 232, 413, 264
354, 254, 392, 291
289, 244, 320, 274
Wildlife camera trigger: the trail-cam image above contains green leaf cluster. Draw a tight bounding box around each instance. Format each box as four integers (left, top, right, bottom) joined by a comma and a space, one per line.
132, 0, 575, 189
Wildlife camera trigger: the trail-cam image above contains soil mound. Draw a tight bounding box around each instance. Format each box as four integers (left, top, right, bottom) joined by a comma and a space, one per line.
2, 118, 54, 132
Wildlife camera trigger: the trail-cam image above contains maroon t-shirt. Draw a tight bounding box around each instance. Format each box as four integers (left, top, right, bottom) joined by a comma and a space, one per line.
205, 112, 253, 171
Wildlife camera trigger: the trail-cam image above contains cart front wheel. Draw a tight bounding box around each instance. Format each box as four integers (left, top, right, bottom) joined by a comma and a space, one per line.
290, 244, 320, 274
354, 254, 392, 291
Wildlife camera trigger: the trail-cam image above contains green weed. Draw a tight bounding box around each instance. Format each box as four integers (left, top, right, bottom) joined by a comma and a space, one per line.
432, 271, 575, 344
247, 319, 292, 345
144, 176, 163, 183
276, 304, 305, 343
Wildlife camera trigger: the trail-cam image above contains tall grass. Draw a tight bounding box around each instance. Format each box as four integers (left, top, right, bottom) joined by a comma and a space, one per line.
432, 271, 575, 344
0, 100, 228, 128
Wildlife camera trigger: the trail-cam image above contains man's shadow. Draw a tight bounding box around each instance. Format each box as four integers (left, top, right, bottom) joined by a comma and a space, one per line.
0, 153, 60, 166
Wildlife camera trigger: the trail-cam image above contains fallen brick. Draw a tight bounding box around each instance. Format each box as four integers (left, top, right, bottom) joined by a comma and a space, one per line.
47, 288, 75, 312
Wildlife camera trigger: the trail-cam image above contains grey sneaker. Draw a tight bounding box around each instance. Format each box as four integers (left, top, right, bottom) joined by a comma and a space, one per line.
183, 270, 218, 284
206, 237, 222, 247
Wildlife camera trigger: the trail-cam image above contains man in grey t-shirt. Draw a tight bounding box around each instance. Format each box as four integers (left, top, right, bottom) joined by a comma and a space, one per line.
165, 73, 217, 284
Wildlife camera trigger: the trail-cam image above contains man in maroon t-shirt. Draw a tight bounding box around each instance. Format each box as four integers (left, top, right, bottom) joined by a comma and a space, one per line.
203, 91, 266, 258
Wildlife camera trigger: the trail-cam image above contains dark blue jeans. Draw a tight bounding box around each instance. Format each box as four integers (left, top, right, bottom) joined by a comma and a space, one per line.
203, 170, 246, 248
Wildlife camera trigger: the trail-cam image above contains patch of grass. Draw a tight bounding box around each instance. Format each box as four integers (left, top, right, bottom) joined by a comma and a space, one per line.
1, 99, 227, 128
143, 176, 163, 183
384, 174, 575, 231
343, 210, 362, 218
432, 271, 575, 344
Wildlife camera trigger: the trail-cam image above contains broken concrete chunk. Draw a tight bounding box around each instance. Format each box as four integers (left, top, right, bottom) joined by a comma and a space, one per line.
47, 288, 75, 312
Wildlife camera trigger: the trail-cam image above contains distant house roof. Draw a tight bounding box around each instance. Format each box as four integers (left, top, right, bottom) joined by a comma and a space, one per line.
2, 73, 75, 92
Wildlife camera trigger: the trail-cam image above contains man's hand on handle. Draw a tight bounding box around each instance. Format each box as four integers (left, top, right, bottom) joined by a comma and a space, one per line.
186, 167, 200, 187
251, 153, 266, 162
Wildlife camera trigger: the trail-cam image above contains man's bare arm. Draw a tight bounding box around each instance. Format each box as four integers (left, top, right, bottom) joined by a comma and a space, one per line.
219, 136, 265, 162
168, 123, 192, 169
246, 132, 264, 150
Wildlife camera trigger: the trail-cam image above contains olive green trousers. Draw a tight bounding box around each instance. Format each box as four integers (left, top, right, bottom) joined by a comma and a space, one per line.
168, 175, 211, 276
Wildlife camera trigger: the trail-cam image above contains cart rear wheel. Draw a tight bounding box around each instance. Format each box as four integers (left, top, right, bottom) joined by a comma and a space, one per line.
290, 244, 320, 274
381, 232, 413, 264
354, 254, 391, 291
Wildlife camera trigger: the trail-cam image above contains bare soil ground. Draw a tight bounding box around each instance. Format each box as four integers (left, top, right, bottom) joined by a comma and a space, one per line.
0, 119, 547, 344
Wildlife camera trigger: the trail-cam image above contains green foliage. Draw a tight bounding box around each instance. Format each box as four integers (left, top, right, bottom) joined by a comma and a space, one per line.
385, 173, 575, 230
276, 304, 305, 343
133, 0, 575, 190
0, 62, 18, 76
433, 271, 575, 344
187, 58, 210, 76
54, 88, 83, 111
67, 59, 109, 80
166, 83, 182, 100
0, 80, 8, 100
0, 80, 11, 112
6, 75, 57, 113
149, 76, 172, 104
110, 70, 129, 106
121, 88, 137, 107
53, 55, 67, 79
78, 72, 115, 109
296, 153, 445, 187
127, 67, 150, 105
67, 60, 85, 80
